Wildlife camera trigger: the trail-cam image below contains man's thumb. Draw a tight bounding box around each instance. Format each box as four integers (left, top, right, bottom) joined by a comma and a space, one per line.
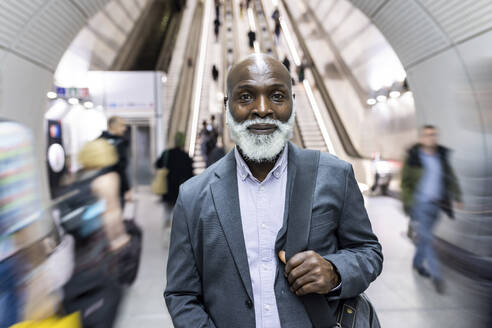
278, 250, 286, 264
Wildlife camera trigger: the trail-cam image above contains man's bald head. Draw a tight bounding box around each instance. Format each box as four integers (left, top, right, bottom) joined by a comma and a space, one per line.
226, 53, 292, 100
224, 54, 295, 162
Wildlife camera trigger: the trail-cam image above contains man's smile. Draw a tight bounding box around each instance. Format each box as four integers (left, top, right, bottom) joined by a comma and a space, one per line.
247, 123, 278, 135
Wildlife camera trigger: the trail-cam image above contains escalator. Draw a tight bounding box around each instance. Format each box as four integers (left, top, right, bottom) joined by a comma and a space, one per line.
115, 0, 184, 72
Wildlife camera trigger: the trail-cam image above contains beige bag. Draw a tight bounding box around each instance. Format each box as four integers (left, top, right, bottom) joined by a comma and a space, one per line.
151, 168, 169, 195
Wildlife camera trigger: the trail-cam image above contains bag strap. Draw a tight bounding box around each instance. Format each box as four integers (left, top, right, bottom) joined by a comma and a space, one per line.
285, 149, 337, 328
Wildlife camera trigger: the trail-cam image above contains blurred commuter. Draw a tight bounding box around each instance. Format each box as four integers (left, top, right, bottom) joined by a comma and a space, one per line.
155, 132, 193, 226
297, 62, 305, 83
401, 125, 462, 293
199, 120, 211, 162
272, 7, 280, 21
208, 115, 219, 145
214, 18, 221, 42
247, 30, 256, 49
56, 138, 134, 327
212, 64, 219, 82
282, 56, 291, 72
246, 0, 251, 8
165, 54, 382, 327
78, 139, 130, 251
0, 121, 76, 325
272, 7, 281, 44
99, 116, 131, 209
239, 1, 244, 17
0, 257, 22, 326
215, 0, 220, 17
206, 143, 225, 168
370, 153, 392, 196
274, 20, 281, 44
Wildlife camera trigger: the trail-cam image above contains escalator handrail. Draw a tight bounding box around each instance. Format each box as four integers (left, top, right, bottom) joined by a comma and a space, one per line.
281, 0, 364, 159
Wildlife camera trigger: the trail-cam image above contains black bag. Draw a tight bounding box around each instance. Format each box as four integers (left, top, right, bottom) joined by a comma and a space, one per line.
115, 220, 142, 285
336, 293, 380, 328
56, 169, 110, 241
63, 265, 122, 328
285, 149, 380, 328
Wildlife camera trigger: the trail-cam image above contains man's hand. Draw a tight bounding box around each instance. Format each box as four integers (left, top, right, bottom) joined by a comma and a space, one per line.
278, 250, 340, 296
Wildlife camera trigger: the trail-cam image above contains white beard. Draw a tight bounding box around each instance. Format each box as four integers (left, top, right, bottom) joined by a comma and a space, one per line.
226, 103, 295, 163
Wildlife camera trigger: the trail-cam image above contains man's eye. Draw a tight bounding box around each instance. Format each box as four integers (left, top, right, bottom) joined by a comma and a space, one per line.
272, 93, 285, 100
239, 94, 252, 101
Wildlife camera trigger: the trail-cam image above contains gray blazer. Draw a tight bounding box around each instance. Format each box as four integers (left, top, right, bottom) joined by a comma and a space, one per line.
164, 142, 383, 328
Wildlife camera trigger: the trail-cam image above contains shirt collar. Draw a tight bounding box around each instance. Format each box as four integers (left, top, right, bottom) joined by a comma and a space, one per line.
234, 145, 288, 182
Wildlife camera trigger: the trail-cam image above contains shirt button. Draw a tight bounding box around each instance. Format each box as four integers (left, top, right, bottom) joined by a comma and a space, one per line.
261, 223, 267, 229
245, 299, 253, 309
264, 304, 271, 311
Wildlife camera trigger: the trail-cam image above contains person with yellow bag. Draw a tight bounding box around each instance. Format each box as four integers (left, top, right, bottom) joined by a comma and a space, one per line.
154, 132, 194, 227
10, 312, 81, 328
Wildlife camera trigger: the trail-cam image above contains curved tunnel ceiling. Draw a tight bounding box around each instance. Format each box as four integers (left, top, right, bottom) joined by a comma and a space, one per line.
0, 0, 148, 203
346, 0, 492, 254
0, 0, 490, 255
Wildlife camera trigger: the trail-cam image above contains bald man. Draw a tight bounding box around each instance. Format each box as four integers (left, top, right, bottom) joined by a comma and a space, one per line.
164, 54, 382, 328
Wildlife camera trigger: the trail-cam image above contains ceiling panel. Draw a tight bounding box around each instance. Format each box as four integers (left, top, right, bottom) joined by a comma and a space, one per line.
0, 0, 43, 49
72, 0, 110, 18
13, 0, 86, 70
372, 0, 450, 67
349, 0, 387, 18
420, 0, 492, 43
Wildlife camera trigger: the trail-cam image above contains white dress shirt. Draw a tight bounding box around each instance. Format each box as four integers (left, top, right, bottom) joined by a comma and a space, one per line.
235, 145, 288, 328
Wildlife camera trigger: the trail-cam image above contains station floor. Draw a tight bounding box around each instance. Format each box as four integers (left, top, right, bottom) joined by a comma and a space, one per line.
114, 188, 473, 328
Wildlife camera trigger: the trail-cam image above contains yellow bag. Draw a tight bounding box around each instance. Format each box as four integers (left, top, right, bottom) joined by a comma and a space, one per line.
151, 168, 169, 195
10, 312, 81, 328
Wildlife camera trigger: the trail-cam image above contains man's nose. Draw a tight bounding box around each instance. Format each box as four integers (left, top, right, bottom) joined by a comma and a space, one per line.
253, 96, 272, 118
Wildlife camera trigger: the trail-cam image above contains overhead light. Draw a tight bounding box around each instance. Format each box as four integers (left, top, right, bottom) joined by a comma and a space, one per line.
83, 101, 94, 109
389, 90, 400, 98
377, 95, 387, 102
68, 98, 79, 105
367, 98, 376, 106
47, 91, 57, 99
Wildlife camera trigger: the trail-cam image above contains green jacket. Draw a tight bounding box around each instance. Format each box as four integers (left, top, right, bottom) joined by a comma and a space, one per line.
401, 144, 462, 218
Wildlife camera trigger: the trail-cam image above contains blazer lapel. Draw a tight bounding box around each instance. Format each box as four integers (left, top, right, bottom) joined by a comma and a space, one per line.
210, 151, 254, 301
275, 142, 298, 249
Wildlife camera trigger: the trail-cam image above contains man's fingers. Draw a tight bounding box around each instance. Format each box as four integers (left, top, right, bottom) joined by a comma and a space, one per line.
287, 263, 310, 285
278, 250, 286, 264
285, 251, 310, 274
295, 282, 319, 296
291, 273, 316, 293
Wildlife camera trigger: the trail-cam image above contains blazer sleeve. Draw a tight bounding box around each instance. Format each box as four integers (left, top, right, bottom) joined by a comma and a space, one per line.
164, 187, 217, 328
322, 164, 383, 300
